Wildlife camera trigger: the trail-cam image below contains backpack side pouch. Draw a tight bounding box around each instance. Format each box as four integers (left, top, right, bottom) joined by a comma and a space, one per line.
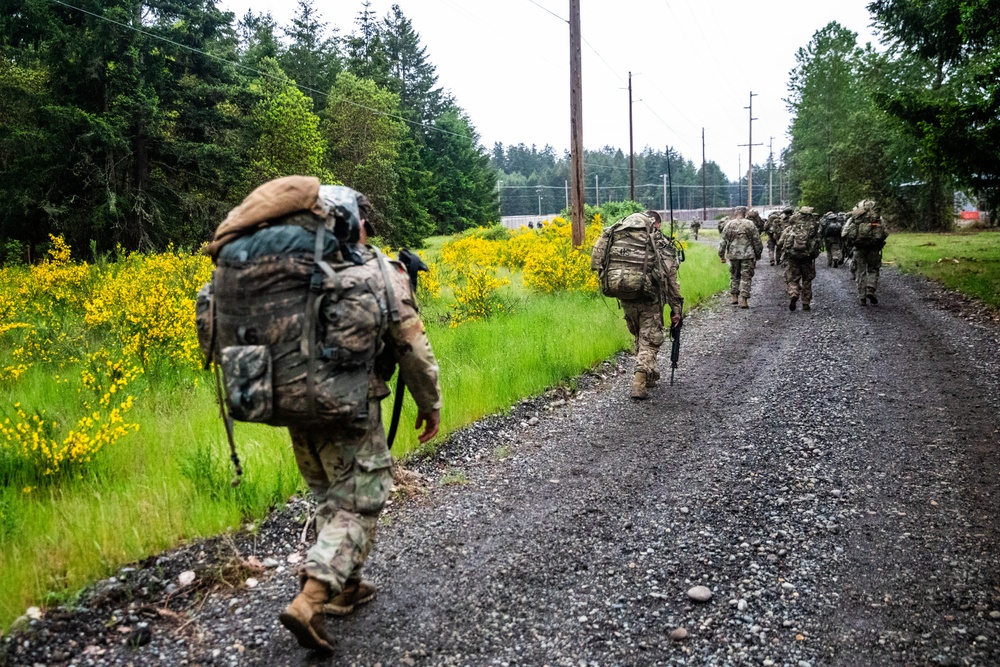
220, 345, 273, 423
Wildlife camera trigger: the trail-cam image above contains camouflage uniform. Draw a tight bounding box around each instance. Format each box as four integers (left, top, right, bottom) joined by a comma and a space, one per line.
623, 233, 683, 379
842, 210, 887, 304
719, 210, 763, 304
690, 220, 701, 240
820, 213, 845, 267
291, 253, 441, 595
764, 213, 781, 265
778, 208, 822, 310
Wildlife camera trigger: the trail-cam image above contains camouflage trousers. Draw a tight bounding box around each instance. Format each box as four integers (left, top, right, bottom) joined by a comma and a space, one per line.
853, 248, 882, 298
825, 239, 843, 266
288, 399, 394, 595
783, 257, 817, 304
623, 300, 665, 376
767, 237, 777, 264
729, 259, 757, 299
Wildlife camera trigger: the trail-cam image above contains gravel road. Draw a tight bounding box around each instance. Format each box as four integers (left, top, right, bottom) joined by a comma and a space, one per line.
4, 257, 1000, 667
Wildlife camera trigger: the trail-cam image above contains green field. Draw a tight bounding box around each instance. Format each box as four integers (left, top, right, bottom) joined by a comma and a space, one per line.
883, 230, 1000, 308
0, 241, 727, 629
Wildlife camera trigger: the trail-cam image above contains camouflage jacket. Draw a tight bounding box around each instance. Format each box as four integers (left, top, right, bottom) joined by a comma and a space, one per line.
370, 253, 442, 413
719, 218, 763, 261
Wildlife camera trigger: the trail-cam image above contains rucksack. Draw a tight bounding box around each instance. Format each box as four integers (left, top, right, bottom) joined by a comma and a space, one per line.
196, 191, 397, 428
590, 213, 662, 301
782, 219, 816, 259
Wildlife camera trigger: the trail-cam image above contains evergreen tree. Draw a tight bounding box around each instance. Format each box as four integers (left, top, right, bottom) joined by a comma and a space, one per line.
279, 0, 340, 113
424, 110, 499, 233
344, 1, 390, 85
237, 11, 279, 68
381, 4, 445, 129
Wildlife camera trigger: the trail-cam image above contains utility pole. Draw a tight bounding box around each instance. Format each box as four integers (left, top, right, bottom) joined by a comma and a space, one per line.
738, 154, 742, 205
497, 179, 502, 216
569, 0, 585, 246
628, 71, 635, 202
662, 173, 667, 211
701, 128, 707, 223
537, 191, 542, 216
595, 174, 599, 205
564, 179, 569, 210
739, 91, 762, 208
768, 137, 774, 207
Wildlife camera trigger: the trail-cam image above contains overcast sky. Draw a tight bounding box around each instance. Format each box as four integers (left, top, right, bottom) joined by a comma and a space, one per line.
220, 0, 883, 182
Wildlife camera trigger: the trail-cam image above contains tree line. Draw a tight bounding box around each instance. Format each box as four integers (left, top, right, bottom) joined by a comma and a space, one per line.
0, 0, 499, 259
784, 0, 999, 229
491, 143, 740, 217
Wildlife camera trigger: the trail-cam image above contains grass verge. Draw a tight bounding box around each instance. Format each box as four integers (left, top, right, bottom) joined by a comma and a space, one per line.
883, 230, 1000, 308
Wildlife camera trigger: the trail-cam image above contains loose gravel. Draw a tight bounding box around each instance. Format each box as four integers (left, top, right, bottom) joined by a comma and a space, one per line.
3, 258, 1000, 667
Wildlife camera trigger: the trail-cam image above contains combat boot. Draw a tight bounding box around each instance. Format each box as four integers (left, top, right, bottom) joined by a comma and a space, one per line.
630, 371, 648, 400
730, 294, 739, 305
646, 369, 660, 388
739, 297, 749, 309
789, 295, 798, 311
866, 293, 878, 305
279, 578, 335, 652
859, 297, 867, 306
802, 302, 811, 311
324, 578, 377, 616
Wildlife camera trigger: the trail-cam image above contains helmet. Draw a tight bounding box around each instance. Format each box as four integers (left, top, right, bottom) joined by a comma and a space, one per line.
782, 206, 794, 215
318, 185, 368, 264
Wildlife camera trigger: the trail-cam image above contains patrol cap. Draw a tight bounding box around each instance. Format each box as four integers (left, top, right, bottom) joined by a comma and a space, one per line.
733, 205, 748, 216
798, 206, 815, 215
644, 210, 662, 225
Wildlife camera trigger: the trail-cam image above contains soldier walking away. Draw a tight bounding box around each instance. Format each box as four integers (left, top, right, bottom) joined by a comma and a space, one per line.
591, 210, 683, 400
690, 219, 701, 240
719, 206, 763, 309
199, 179, 442, 653
842, 199, 889, 306
778, 207, 822, 311
820, 211, 846, 267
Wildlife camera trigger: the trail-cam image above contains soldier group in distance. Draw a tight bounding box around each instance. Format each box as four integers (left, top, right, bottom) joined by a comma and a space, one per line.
718, 200, 889, 311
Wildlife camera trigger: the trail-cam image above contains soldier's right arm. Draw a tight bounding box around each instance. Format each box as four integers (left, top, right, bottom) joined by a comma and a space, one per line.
384, 265, 442, 441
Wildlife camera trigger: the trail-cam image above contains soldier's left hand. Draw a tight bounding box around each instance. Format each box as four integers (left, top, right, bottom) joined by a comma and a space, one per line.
670, 312, 681, 328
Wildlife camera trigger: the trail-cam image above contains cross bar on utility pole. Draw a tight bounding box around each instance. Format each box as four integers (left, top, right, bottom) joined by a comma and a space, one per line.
738, 91, 762, 208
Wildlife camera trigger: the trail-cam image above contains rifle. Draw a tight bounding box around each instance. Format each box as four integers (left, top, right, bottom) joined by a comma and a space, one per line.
669, 298, 684, 386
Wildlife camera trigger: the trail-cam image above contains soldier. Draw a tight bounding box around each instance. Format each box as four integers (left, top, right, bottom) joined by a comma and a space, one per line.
690, 218, 701, 240
842, 199, 889, 306
820, 211, 845, 267
764, 212, 781, 265
717, 216, 730, 237
747, 209, 766, 234
623, 211, 683, 400
591, 210, 683, 400
778, 206, 823, 311
719, 205, 763, 309
279, 194, 442, 652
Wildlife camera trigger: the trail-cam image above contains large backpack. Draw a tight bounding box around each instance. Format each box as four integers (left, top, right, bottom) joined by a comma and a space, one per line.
849, 201, 888, 249
590, 213, 663, 301
782, 219, 817, 259
196, 197, 397, 428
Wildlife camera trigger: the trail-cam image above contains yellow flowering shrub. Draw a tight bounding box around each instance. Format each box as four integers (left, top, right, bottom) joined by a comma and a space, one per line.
449, 269, 509, 327
521, 217, 603, 294
416, 256, 442, 301
0, 355, 140, 476
83, 248, 213, 372
440, 236, 501, 277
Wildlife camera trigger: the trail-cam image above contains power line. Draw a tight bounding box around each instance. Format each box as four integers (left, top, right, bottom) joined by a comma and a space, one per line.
525, 0, 568, 23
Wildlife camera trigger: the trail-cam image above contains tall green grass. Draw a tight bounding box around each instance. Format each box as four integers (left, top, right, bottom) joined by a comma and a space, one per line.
0, 242, 727, 629
883, 230, 1000, 308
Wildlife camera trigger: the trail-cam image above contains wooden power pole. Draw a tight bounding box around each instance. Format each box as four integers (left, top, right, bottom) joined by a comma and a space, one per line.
739, 91, 762, 208
569, 0, 585, 246
768, 136, 774, 207
701, 128, 707, 222
628, 71, 635, 202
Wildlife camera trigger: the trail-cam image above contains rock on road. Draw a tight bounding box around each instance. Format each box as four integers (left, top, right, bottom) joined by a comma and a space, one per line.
6, 257, 1000, 667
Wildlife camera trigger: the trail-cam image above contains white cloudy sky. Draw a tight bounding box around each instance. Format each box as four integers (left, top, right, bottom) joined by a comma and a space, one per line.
220, 0, 883, 181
